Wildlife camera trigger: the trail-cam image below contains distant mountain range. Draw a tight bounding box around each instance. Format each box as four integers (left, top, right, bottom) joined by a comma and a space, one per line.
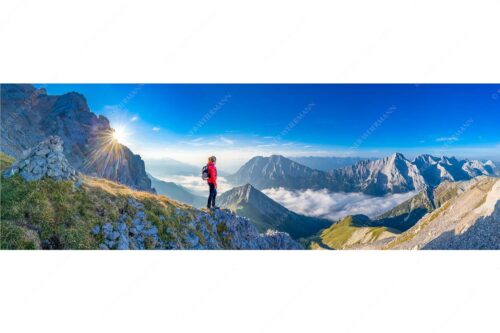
289, 156, 371, 171
148, 173, 206, 208
413, 154, 496, 187
218, 184, 331, 239
1, 84, 152, 191
227, 153, 496, 195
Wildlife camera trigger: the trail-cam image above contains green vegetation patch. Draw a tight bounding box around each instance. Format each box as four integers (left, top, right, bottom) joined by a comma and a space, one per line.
1, 175, 102, 249
0, 152, 15, 171
319, 215, 392, 249
0, 172, 199, 249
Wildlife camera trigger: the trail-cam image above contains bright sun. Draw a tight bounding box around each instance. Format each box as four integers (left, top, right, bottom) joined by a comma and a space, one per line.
112, 126, 128, 144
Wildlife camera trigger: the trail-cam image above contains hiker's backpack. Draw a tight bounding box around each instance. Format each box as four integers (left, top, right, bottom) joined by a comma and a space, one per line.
202, 165, 209, 180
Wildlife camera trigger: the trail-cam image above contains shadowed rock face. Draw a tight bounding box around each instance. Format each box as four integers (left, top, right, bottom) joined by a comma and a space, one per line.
1, 84, 152, 191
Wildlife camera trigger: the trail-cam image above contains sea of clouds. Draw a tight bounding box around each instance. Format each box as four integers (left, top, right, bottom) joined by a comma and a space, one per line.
262, 188, 418, 221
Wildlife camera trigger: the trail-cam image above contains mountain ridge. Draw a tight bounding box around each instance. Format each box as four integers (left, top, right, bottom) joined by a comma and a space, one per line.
228, 153, 496, 195
288, 156, 371, 171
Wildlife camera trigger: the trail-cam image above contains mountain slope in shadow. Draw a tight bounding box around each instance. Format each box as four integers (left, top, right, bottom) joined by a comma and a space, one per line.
218, 183, 332, 239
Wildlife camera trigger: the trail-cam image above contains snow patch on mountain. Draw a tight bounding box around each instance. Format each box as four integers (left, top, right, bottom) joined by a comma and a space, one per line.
262, 187, 418, 220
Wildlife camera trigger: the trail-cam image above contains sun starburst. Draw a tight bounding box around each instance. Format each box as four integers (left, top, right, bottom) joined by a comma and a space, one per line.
111, 125, 129, 144
83, 127, 128, 180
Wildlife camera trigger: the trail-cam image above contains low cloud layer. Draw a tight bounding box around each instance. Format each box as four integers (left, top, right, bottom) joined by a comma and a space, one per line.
158, 175, 232, 196
262, 188, 418, 221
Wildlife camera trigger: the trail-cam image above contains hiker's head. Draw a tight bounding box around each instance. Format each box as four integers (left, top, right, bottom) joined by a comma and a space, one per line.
208, 156, 216, 164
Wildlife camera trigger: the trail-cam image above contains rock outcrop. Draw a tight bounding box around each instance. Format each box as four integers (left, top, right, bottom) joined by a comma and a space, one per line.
3, 136, 78, 182
0, 84, 152, 191
93, 198, 302, 250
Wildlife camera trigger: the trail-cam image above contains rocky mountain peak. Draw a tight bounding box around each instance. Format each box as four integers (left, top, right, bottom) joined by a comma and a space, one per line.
269, 154, 285, 161
414, 154, 439, 168
222, 183, 258, 204
485, 160, 496, 167
51, 91, 91, 116
3, 136, 78, 182
390, 152, 407, 161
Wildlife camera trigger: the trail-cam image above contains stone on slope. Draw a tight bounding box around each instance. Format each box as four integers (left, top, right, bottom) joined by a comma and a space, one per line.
3, 136, 78, 182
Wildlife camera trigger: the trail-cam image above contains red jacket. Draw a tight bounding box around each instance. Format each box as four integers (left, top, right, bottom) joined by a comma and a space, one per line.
207, 161, 217, 186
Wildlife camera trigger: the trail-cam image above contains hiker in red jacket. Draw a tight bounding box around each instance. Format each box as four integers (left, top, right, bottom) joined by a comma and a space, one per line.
206, 156, 219, 210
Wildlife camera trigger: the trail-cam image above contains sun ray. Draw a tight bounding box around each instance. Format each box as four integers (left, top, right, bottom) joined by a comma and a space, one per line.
83, 128, 127, 180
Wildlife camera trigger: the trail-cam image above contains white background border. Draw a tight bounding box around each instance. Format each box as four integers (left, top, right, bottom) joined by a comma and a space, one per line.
1, 1, 500, 332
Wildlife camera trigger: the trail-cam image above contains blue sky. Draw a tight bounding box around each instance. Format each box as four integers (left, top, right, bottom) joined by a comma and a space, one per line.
37, 84, 500, 171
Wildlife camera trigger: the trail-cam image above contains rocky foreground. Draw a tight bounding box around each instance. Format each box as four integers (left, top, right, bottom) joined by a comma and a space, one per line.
0, 138, 301, 250
94, 197, 301, 250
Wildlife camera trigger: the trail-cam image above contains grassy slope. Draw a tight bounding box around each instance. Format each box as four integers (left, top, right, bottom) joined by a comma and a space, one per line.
0, 152, 15, 171
0, 152, 205, 249
317, 215, 399, 250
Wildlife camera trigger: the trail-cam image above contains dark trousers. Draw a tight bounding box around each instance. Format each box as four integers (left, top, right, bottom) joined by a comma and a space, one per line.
207, 183, 217, 208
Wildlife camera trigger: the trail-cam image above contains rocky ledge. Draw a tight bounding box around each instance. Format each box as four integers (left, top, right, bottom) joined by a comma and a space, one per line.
93, 198, 302, 250
3, 136, 78, 182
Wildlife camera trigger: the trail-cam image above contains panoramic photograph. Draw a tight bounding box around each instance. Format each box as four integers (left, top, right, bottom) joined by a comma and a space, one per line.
1, 84, 499, 250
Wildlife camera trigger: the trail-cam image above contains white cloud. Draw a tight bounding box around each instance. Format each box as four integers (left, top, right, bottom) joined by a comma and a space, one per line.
156, 175, 233, 196
152, 127, 161, 131
102, 105, 127, 113
436, 136, 459, 142
262, 188, 418, 221
219, 136, 234, 145
183, 136, 234, 147
179, 137, 206, 146
130, 115, 139, 122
